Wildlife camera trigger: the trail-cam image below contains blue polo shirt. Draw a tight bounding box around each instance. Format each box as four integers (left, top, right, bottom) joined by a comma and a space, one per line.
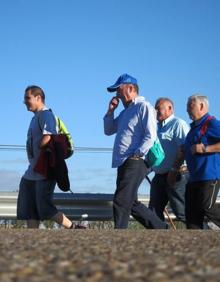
154, 115, 189, 174
184, 113, 220, 182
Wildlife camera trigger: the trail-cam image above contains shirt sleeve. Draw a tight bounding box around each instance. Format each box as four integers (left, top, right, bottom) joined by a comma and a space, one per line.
134, 103, 157, 157
39, 110, 57, 135
103, 113, 119, 136
174, 120, 190, 146
207, 119, 220, 141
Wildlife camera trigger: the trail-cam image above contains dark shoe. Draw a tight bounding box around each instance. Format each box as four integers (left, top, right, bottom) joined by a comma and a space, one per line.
75, 224, 87, 229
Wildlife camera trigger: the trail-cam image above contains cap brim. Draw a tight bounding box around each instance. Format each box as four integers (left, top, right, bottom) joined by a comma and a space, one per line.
107, 87, 117, 92
107, 83, 121, 92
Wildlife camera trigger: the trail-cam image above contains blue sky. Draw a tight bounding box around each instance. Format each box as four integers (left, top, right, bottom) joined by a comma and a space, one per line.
0, 0, 220, 193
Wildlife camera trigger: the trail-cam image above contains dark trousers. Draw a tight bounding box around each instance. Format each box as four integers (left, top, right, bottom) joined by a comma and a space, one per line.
113, 158, 168, 229
185, 180, 220, 229
149, 172, 188, 222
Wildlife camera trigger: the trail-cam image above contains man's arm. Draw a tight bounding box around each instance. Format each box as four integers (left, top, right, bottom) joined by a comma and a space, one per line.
39, 135, 52, 148
167, 120, 190, 186
171, 145, 185, 169
171, 120, 189, 169
191, 142, 220, 154
167, 145, 185, 186
206, 143, 220, 153
38, 110, 57, 148
192, 119, 220, 154
103, 97, 119, 136
133, 103, 157, 157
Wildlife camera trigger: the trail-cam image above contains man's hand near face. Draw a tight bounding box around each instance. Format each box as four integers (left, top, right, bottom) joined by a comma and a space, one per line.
106, 96, 119, 115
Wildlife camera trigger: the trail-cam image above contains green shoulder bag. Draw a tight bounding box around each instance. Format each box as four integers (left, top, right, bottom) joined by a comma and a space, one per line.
145, 138, 165, 168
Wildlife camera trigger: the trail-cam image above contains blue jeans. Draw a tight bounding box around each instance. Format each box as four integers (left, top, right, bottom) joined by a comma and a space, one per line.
113, 158, 168, 229
149, 172, 188, 222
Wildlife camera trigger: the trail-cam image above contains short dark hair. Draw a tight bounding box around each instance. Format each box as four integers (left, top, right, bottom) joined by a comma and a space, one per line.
25, 85, 45, 102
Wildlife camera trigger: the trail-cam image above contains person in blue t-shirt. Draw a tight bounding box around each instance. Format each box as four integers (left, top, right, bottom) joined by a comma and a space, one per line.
17, 85, 77, 229
185, 94, 220, 229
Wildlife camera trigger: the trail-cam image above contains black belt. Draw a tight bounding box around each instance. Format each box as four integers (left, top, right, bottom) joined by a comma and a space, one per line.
156, 172, 168, 177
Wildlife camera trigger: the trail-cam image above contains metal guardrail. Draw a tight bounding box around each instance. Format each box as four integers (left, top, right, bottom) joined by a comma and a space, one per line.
0, 145, 113, 152
0, 192, 149, 221
54, 193, 115, 220
0, 192, 219, 221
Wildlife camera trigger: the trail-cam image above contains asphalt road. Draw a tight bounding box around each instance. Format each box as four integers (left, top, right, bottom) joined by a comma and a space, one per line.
0, 229, 219, 282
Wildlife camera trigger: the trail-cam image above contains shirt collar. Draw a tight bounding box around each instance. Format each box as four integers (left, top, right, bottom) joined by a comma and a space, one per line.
129, 96, 145, 107
159, 114, 174, 127
34, 106, 48, 116
190, 113, 210, 128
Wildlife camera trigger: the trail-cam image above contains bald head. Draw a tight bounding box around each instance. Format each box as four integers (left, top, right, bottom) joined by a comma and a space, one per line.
155, 98, 174, 122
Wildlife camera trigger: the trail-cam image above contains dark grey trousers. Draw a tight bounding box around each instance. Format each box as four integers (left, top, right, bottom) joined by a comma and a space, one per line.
113, 158, 168, 229
149, 172, 188, 222
185, 180, 220, 229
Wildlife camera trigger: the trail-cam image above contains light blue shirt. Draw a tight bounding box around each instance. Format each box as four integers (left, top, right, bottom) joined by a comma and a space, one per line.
153, 114, 190, 174
104, 96, 157, 168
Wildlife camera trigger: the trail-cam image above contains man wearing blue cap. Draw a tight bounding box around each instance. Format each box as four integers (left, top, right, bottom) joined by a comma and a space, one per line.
104, 74, 168, 229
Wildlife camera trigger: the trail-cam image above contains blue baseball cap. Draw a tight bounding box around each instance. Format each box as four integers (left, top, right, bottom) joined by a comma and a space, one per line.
107, 73, 138, 92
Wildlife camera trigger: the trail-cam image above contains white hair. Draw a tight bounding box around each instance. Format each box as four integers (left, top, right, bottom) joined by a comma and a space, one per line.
188, 94, 209, 110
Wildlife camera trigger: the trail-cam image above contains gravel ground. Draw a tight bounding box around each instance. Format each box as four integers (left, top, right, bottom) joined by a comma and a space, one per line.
0, 229, 220, 282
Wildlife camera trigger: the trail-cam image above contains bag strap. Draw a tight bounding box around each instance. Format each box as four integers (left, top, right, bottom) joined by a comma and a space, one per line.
198, 115, 214, 144
56, 116, 61, 130
200, 116, 214, 137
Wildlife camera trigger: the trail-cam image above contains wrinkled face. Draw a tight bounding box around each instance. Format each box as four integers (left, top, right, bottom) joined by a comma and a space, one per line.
155, 100, 173, 122
116, 84, 129, 98
23, 91, 41, 112
187, 99, 202, 121
116, 84, 132, 107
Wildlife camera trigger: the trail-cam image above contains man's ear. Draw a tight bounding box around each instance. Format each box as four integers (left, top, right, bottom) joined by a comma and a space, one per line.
169, 105, 174, 113
36, 94, 43, 103
126, 85, 131, 96
129, 85, 134, 93
200, 102, 204, 111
